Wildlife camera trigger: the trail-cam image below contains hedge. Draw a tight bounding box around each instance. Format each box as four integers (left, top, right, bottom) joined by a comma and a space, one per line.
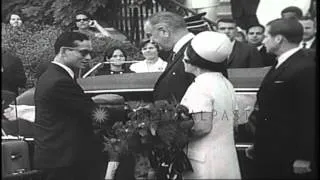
1, 23, 142, 92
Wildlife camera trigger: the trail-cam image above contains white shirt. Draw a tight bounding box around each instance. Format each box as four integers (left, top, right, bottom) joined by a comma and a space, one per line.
276, 46, 301, 69
173, 33, 194, 53
51, 61, 75, 79
129, 58, 168, 73
299, 36, 315, 49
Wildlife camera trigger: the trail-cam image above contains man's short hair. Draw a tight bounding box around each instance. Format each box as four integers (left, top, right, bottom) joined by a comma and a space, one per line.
147, 12, 187, 30
266, 18, 303, 44
246, 24, 265, 33
281, 6, 303, 19
216, 18, 236, 26
54, 32, 89, 54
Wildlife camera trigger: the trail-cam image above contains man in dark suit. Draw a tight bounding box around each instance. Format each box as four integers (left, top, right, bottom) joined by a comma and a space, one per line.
217, 18, 264, 68
299, 16, 316, 50
34, 32, 103, 180
246, 18, 316, 179
1, 50, 27, 95
246, 24, 277, 66
144, 11, 195, 102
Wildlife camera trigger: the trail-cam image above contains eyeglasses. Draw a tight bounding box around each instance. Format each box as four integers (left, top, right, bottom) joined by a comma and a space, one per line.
76, 49, 92, 57
62, 47, 92, 57
75, 18, 89, 22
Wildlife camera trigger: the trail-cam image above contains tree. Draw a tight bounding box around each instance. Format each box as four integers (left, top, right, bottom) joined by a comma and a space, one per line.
1, 0, 121, 30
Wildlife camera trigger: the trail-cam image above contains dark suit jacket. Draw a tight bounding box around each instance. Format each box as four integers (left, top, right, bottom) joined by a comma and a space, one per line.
34, 63, 101, 168
310, 38, 316, 49
1, 52, 27, 95
153, 41, 195, 103
227, 41, 264, 68
253, 49, 316, 177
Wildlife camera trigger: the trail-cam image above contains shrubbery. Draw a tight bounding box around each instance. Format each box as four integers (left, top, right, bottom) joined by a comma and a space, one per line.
1, 23, 142, 92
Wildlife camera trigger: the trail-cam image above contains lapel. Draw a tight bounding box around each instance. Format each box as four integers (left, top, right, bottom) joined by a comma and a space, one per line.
261, 50, 302, 86
156, 40, 191, 81
227, 41, 238, 65
51, 63, 76, 83
259, 46, 266, 54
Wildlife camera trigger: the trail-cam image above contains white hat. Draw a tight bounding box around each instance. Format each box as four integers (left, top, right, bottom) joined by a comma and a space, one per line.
190, 31, 232, 63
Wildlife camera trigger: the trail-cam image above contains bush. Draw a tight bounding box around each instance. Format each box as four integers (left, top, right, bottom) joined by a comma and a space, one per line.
2, 23, 63, 90
1, 23, 142, 92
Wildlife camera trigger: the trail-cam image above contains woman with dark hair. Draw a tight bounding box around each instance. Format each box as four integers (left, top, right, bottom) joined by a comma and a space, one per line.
96, 47, 132, 75
73, 11, 111, 38
8, 13, 22, 27
129, 40, 167, 73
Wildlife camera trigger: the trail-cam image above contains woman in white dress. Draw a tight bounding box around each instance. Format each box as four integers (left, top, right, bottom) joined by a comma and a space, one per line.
181, 31, 241, 179
130, 40, 167, 73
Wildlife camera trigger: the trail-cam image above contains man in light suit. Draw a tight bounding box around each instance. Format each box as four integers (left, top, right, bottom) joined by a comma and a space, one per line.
217, 18, 264, 68
144, 11, 195, 102
34, 32, 104, 180
246, 18, 316, 178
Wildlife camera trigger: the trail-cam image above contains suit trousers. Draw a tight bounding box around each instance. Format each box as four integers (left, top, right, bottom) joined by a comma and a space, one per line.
41, 158, 106, 180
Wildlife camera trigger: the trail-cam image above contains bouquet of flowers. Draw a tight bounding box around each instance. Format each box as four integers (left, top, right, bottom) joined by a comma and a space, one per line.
99, 100, 194, 180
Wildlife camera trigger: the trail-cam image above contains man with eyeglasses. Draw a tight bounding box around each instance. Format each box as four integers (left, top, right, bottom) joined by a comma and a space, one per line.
33, 31, 104, 180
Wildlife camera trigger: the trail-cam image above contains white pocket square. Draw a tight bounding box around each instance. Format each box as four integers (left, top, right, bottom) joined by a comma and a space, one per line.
274, 81, 284, 83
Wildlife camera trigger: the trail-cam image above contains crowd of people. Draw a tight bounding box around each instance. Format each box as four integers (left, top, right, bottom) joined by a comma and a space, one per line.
2, 4, 317, 180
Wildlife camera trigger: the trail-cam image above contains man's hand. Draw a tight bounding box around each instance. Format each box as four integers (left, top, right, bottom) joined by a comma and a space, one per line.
293, 160, 312, 174
3, 105, 35, 122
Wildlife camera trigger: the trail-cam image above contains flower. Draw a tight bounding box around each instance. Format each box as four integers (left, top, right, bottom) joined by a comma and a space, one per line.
99, 100, 194, 179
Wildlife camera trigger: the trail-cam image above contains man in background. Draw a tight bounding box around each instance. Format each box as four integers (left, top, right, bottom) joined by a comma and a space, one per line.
246, 24, 276, 66
246, 18, 316, 179
217, 18, 264, 68
299, 16, 316, 49
281, 6, 303, 19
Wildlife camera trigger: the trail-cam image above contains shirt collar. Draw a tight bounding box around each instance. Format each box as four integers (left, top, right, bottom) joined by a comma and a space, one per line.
276, 46, 301, 68
299, 36, 315, 48
257, 45, 264, 50
173, 33, 194, 53
51, 61, 75, 79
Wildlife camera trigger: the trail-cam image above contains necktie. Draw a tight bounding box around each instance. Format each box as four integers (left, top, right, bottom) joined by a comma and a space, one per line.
302, 42, 307, 48
167, 50, 176, 64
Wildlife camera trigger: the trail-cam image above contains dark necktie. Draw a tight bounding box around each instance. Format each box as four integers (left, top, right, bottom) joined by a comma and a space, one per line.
302, 42, 307, 49
260, 46, 266, 54
167, 50, 176, 64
